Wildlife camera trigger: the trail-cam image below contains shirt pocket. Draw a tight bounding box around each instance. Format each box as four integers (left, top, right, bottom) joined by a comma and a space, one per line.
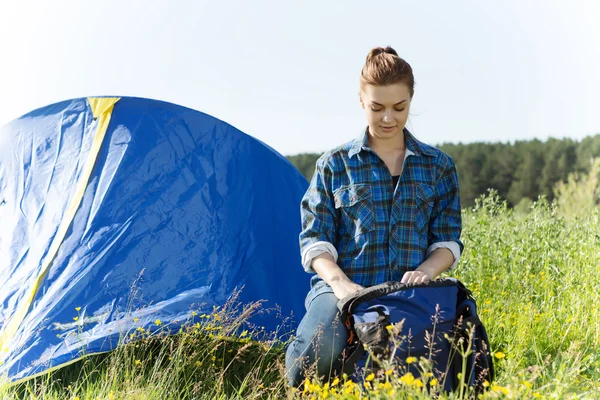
415, 183, 435, 233
333, 183, 375, 237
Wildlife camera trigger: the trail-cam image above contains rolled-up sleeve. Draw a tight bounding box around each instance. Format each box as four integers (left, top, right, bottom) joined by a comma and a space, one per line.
299, 156, 339, 273
428, 157, 464, 270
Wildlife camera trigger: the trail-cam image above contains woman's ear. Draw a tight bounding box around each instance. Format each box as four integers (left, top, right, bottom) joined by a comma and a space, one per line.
359, 93, 365, 109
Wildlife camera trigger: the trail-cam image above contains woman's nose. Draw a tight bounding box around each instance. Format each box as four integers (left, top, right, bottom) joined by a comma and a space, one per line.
382, 110, 393, 123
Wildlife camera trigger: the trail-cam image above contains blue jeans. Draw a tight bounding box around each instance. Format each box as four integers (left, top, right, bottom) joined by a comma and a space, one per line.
285, 280, 349, 387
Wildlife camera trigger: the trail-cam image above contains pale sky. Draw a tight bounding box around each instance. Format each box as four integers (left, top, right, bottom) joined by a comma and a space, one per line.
1, 1, 599, 155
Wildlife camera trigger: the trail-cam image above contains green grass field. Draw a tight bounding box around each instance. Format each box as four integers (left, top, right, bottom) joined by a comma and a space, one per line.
2, 190, 599, 399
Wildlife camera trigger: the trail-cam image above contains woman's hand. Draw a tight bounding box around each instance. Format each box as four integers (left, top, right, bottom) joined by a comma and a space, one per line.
330, 278, 364, 300
401, 248, 455, 286
401, 270, 432, 286
312, 253, 364, 300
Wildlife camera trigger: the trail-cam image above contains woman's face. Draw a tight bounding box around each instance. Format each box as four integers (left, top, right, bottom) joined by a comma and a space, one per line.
360, 82, 412, 143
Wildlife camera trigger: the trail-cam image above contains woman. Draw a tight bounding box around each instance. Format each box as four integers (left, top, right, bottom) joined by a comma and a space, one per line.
285, 46, 463, 387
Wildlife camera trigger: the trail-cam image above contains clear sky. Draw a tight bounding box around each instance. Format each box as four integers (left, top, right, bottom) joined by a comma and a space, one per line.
1, 1, 599, 155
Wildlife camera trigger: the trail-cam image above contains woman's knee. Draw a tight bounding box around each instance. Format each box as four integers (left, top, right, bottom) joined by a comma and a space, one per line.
285, 290, 348, 386
301, 290, 347, 348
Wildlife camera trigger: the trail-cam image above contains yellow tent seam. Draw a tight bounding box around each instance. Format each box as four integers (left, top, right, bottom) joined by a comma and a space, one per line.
0, 97, 121, 352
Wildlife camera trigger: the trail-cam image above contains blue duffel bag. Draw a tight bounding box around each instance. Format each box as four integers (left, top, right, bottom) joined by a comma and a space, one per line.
337, 278, 494, 393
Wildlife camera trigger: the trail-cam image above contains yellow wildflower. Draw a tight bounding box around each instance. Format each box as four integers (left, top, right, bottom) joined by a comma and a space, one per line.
491, 385, 509, 395
108, 391, 115, 400
494, 351, 506, 359
240, 330, 248, 337
430, 378, 438, 386
303, 380, 310, 395
385, 368, 394, 376
73, 316, 79, 321
406, 356, 417, 364
154, 319, 162, 326
191, 311, 198, 316
399, 372, 415, 385
134, 359, 141, 365
365, 372, 375, 381
75, 307, 81, 311
309, 381, 320, 393
532, 393, 542, 398
331, 377, 340, 386
523, 380, 533, 389
133, 317, 139, 322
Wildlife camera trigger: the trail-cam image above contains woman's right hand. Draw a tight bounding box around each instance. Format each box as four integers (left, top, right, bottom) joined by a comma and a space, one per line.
330, 278, 364, 300
311, 252, 364, 300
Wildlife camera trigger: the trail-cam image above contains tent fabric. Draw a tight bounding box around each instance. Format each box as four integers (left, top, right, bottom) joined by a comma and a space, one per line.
0, 97, 310, 382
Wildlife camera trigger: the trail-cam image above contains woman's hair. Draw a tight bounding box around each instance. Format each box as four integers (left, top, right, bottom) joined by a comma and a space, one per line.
360, 46, 415, 98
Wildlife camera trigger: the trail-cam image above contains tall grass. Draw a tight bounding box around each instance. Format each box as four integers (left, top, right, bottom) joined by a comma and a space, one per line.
454, 191, 600, 398
1, 293, 290, 399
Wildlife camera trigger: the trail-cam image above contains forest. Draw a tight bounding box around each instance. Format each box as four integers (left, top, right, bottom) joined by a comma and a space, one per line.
287, 134, 600, 208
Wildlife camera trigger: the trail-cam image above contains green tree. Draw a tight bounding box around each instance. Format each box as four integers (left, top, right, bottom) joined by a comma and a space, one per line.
286, 153, 321, 180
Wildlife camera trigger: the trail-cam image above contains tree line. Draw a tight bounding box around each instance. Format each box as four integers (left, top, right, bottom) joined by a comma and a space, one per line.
286, 134, 600, 207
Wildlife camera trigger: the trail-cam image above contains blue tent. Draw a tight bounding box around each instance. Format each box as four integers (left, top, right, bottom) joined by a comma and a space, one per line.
0, 97, 310, 382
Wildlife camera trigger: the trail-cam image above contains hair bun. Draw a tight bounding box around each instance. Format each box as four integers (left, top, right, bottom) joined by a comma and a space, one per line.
366, 46, 399, 62
360, 46, 414, 97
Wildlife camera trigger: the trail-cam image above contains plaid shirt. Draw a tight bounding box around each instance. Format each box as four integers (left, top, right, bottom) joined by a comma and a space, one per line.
299, 128, 463, 287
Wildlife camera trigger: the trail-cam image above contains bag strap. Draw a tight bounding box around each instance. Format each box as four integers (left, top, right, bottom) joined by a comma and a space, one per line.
340, 342, 365, 376
454, 294, 495, 389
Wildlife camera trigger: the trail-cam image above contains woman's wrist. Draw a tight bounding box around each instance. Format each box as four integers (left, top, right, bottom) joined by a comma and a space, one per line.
312, 254, 351, 286
416, 248, 454, 279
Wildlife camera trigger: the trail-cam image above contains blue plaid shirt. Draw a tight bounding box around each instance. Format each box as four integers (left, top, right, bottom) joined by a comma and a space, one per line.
299, 128, 463, 287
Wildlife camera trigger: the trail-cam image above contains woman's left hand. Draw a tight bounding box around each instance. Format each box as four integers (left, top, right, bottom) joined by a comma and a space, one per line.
400, 270, 431, 286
